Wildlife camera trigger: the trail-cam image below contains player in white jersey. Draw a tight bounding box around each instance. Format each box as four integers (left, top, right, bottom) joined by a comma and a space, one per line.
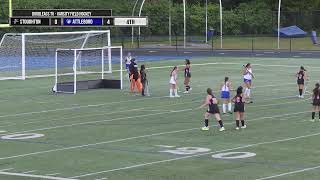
169, 66, 180, 97
220, 77, 232, 114
124, 52, 132, 79
243, 63, 254, 103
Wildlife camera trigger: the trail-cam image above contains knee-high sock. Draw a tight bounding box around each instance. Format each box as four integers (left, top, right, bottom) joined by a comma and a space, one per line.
228, 103, 232, 112
222, 104, 226, 113
244, 88, 248, 96
174, 89, 178, 96
247, 88, 251, 97
169, 89, 173, 96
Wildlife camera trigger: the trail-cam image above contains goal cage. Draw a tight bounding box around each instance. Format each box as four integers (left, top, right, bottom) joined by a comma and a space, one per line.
0, 30, 111, 80
54, 46, 123, 94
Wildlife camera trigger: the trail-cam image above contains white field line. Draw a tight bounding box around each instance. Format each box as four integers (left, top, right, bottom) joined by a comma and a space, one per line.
0, 100, 196, 132
21, 170, 36, 174
0, 110, 190, 137
71, 130, 320, 178
155, 145, 176, 148
0, 171, 77, 180
0, 63, 312, 118
255, 165, 320, 180
0, 81, 295, 128
0, 168, 14, 171
46, 173, 61, 176
0, 95, 306, 138
0, 96, 166, 119
0, 61, 311, 120
0, 61, 315, 95
0, 108, 146, 128
95, 178, 108, 180
0, 110, 308, 161
0, 100, 197, 128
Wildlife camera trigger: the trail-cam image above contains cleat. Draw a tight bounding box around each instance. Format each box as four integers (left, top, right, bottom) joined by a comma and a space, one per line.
183, 91, 189, 94
228, 111, 233, 114
175, 95, 180, 97
201, 127, 209, 131
241, 125, 247, 129
219, 127, 225, 132
189, 87, 192, 91
310, 119, 315, 122
235, 127, 240, 130
169, 95, 174, 98
300, 95, 304, 98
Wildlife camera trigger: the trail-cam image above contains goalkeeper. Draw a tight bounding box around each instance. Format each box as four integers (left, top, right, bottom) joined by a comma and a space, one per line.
129, 59, 142, 93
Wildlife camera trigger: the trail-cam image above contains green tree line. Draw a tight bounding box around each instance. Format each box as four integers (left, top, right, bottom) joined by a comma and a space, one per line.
1, 0, 320, 35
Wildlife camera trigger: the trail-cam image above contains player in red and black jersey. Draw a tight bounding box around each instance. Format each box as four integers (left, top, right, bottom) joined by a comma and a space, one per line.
199, 88, 225, 132
183, 59, 192, 93
232, 86, 246, 130
311, 83, 320, 122
296, 66, 308, 98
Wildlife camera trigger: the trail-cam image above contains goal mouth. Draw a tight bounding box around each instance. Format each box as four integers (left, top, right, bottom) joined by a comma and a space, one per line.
54, 79, 121, 93
54, 46, 123, 94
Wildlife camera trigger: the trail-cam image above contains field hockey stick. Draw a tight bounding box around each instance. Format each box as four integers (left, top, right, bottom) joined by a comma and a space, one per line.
303, 79, 310, 96
146, 79, 151, 96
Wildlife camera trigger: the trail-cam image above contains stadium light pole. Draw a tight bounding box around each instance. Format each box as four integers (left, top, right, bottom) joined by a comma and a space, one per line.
277, 0, 282, 49
183, 0, 186, 48
205, 0, 208, 43
219, 0, 223, 49
138, 0, 146, 46
131, 0, 140, 45
169, 0, 172, 45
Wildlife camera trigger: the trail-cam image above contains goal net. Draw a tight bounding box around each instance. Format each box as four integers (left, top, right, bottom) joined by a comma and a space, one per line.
54, 46, 123, 94
0, 30, 110, 80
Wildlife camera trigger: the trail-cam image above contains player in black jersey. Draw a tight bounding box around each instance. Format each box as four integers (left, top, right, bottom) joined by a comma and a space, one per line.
199, 88, 225, 131
183, 59, 192, 94
232, 86, 246, 130
311, 83, 320, 122
296, 66, 308, 98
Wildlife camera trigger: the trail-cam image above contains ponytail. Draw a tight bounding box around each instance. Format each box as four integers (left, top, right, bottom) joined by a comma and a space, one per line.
170, 66, 177, 76
207, 88, 213, 96
224, 77, 229, 84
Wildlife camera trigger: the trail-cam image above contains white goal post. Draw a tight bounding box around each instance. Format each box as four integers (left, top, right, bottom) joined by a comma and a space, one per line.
54, 46, 123, 94
0, 30, 111, 80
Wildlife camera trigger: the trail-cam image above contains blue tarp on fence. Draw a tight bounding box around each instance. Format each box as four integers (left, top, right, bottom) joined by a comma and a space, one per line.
275, 25, 307, 38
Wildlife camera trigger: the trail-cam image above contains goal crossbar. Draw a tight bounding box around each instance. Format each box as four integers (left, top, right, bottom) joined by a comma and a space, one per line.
54, 46, 123, 94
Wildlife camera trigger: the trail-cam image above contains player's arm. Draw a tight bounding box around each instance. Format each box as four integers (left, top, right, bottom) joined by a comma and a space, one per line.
228, 82, 233, 91
199, 96, 210, 109
231, 96, 236, 103
304, 71, 309, 81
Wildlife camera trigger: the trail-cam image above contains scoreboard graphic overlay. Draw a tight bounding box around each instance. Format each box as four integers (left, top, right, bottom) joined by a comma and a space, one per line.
9, 9, 148, 27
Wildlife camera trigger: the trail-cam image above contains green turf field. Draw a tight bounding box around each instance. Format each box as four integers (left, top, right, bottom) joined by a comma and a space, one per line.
0, 56, 319, 180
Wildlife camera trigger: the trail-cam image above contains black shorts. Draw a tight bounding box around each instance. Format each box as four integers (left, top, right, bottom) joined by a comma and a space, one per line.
297, 79, 304, 85
207, 105, 220, 114
313, 99, 320, 106
234, 103, 245, 112
185, 73, 191, 78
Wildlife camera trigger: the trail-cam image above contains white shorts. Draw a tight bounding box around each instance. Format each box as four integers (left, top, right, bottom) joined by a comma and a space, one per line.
170, 78, 176, 85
